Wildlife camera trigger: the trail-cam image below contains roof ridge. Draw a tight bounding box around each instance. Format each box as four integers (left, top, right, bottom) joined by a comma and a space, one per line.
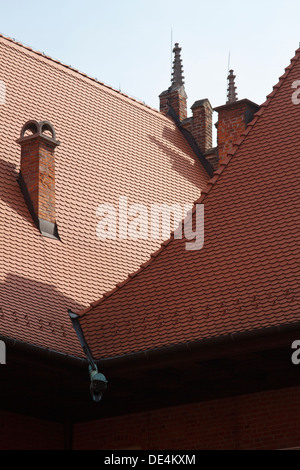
77, 46, 300, 319
0, 32, 166, 118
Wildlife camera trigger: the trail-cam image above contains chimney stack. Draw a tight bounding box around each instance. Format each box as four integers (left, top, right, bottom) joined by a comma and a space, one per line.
190, 99, 213, 154
214, 70, 259, 164
188, 99, 218, 170
17, 120, 60, 239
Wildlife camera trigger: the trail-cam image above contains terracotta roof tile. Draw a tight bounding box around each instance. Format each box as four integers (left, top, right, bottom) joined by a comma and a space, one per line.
78, 47, 300, 359
0, 34, 209, 356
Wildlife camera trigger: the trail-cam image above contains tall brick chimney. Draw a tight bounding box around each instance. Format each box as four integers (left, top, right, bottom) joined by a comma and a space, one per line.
186, 99, 218, 171
17, 120, 60, 239
214, 70, 259, 164
159, 43, 187, 122
190, 99, 213, 153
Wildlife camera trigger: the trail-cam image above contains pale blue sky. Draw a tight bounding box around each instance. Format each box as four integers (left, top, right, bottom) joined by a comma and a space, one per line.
1, 0, 300, 139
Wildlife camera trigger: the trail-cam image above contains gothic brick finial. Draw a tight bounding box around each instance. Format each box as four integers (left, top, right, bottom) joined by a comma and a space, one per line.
171, 43, 185, 89
159, 42, 187, 121
226, 69, 238, 103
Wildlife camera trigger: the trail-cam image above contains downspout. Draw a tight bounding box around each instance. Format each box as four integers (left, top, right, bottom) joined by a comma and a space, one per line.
68, 310, 107, 402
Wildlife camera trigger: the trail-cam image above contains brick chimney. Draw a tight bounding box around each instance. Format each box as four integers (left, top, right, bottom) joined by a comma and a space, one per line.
17, 120, 60, 239
214, 70, 259, 163
190, 99, 213, 153
159, 43, 187, 122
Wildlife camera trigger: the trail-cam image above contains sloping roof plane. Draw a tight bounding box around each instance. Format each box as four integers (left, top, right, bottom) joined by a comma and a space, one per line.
0, 34, 209, 357
78, 47, 300, 360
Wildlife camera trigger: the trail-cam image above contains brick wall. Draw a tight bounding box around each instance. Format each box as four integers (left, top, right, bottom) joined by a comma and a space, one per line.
2, 386, 300, 449
73, 386, 300, 450
0, 410, 64, 450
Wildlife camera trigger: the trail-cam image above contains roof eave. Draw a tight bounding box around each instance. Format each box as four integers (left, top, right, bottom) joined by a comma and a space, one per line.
92, 319, 300, 368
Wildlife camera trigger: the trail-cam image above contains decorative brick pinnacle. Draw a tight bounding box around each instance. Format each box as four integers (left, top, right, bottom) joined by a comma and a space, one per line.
171, 43, 185, 88
226, 69, 238, 103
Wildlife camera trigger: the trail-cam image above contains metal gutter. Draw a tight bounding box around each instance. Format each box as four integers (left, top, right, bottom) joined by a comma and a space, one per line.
94, 320, 300, 368
3, 318, 300, 371
0, 334, 87, 367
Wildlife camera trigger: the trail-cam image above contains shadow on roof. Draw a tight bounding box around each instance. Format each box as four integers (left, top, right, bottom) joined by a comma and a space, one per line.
0, 273, 86, 350
0, 157, 37, 230
148, 131, 203, 189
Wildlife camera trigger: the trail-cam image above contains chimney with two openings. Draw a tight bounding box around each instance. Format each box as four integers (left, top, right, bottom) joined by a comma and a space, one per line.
17, 120, 60, 239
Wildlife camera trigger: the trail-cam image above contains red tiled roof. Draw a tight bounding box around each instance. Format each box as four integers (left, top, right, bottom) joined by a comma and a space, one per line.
78, 47, 300, 360
0, 34, 209, 357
